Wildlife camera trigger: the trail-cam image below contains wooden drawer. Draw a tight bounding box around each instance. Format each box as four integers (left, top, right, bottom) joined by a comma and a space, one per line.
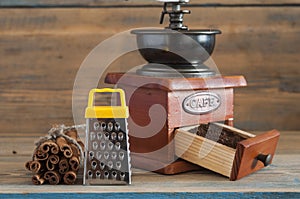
175, 123, 280, 180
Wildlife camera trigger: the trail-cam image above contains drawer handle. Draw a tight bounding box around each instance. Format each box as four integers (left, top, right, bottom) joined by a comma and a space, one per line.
256, 154, 272, 166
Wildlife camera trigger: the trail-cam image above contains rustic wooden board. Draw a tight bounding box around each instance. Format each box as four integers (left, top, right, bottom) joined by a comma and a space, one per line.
0, 6, 299, 134
0, 132, 299, 197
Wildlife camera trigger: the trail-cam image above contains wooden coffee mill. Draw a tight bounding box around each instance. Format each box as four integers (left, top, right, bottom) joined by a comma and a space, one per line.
105, 0, 279, 180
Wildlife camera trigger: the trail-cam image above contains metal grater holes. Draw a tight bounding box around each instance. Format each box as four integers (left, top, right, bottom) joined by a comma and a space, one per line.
94, 122, 100, 130
85, 119, 130, 184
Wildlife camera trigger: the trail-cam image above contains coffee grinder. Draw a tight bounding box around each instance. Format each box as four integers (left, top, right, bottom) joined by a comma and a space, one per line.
105, 0, 279, 179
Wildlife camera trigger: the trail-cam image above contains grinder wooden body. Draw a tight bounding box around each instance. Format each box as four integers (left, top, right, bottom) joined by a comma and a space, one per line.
105, 73, 279, 179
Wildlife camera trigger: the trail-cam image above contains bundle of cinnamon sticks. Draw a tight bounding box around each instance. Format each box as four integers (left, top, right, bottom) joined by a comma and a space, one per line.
25, 126, 84, 185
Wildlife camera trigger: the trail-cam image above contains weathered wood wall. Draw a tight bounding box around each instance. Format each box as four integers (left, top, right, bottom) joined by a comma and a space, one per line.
0, 0, 299, 135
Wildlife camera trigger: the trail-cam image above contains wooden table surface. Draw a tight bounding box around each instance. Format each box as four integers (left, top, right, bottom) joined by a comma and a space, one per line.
0, 131, 299, 198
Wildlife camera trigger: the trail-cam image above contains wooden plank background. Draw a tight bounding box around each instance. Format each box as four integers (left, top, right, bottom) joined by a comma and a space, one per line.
0, 0, 299, 135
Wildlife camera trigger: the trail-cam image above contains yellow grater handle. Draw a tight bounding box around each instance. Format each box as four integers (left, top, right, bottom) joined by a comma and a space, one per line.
87, 88, 126, 108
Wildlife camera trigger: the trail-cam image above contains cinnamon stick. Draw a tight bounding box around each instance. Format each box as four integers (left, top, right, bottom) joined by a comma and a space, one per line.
63, 171, 77, 185
46, 160, 55, 171
40, 141, 59, 154
32, 174, 45, 185
49, 154, 60, 164
34, 149, 49, 161
69, 156, 80, 171
58, 158, 69, 174
56, 137, 73, 158
26, 160, 42, 173
64, 129, 78, 140
44, 171, 60, 185
50, 142, 60, 154
46, 155, 60, 171
70, 144, 80, 158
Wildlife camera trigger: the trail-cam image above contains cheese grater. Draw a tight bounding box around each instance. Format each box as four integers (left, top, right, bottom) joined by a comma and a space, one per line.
84, 88, 131, 185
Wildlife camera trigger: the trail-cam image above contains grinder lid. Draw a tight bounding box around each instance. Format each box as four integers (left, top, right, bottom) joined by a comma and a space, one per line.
131, 29, 221, 35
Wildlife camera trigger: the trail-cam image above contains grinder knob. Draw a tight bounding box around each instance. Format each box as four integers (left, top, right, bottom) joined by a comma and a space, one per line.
257, 153, 272, 166
158, 0, 191, 30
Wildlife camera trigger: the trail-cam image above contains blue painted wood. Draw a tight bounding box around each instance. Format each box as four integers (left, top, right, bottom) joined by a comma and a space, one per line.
1, 192, 300, 199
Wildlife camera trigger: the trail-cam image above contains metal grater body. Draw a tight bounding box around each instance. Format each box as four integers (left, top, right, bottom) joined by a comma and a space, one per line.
84, 118, 131, 185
